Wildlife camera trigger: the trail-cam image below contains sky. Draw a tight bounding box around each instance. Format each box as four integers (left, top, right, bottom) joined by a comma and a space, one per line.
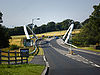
0, 0, 100, 28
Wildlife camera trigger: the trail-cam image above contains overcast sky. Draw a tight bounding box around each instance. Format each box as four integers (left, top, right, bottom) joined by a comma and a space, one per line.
0, 0, 100, 28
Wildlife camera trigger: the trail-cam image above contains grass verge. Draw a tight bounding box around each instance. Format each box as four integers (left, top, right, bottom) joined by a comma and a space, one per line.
37, 47, 44, 55
78, 47, 100, 52
0, 64, 45, 75
28, 47, 44, 62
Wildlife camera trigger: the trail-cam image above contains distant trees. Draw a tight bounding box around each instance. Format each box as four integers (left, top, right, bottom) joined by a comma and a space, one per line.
72, 3, 100, 46
8, 19, 82, 36
39, 24, 47, 33
8, 26, 24, 36
47, 22, 56, 32
74, 21, 81, 29
61, 19, 72, 30
0, 12, 10, 48
55, 23, 62, 31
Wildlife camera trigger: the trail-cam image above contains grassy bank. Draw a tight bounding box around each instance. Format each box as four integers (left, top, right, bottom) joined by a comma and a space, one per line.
38, 47, 44, 55
28, 47, 44, 62
78, 47, 100, 52
0, 64, 45, 75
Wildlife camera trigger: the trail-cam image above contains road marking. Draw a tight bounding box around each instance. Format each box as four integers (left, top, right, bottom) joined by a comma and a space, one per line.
43, 56, 46, 61
91, 64, 100, 67
42, 55, 50, 75
49, 42, 100, 68
56, 39, 100, 56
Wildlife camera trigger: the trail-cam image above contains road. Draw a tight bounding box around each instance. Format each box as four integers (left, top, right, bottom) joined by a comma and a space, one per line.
41, 39, 100, 75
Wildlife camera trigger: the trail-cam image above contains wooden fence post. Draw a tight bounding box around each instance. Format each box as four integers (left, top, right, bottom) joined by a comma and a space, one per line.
8, 50, 10, 64
21, 52, 23, 64
15, 51, 17, 64
26, 52, 28, 64
0, 50, 1, 64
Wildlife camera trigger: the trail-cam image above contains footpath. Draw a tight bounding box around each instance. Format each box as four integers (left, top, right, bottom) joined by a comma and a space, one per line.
29, 55, 45, 65
28, 43, 49, 75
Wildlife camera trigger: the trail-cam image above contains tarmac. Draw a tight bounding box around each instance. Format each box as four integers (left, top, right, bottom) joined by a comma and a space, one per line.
29, 55, 45, 65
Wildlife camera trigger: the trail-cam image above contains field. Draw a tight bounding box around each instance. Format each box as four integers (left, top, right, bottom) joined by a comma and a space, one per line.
9, 29, 80, 47
8, 29, 100, 53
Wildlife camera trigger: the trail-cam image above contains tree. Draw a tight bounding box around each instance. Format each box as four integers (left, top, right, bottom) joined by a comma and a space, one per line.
0, 25, 10, 48
73, 3, 100, 46
40, 24, 47, 33
74, 21, 81, 29
8, 26, 25, 36
0, 11, 3, 23
81, 18, 89, 26
55, 23, 62, 31
33, 25, 40, 34
47, 22, 56, 32
0, 12, 10, 48
61, 19, 73, 30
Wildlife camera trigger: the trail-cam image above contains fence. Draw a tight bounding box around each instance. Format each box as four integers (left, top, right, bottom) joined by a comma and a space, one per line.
0, 49, 29, 64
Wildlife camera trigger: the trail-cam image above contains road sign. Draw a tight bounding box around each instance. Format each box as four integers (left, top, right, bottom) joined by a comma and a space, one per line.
20, 48, 29, 57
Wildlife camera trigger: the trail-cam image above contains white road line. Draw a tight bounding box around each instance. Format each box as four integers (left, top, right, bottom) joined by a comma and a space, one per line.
43, 56, 46, 62
49, 42, 100, 68
91, 64, 100, 67
42, 55, 50, 75
56, 39, 100, 56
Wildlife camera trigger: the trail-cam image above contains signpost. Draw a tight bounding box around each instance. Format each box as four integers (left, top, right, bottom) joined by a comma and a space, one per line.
20, 48, 29, 57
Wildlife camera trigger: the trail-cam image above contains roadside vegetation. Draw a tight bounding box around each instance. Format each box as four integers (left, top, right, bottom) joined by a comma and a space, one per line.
72, 4, 100, 50
0, 25, 10, 48
0, 64, 45, 75
78, 47, 100, 52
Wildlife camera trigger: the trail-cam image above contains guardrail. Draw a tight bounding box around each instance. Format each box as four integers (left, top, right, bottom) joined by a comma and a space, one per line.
0, 50, 29, 64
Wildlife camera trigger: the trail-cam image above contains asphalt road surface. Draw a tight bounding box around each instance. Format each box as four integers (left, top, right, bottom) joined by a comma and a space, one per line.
41, 39, 100, 75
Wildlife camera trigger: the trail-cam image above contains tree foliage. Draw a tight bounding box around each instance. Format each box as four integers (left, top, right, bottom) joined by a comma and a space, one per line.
73, 3, 100, 46
8, 19, 81, 35
0, 11, 3, 23
0, 24, 10, 48
0, 12, 10, 48
8, 26, 24, 36
47, 22, 56, 32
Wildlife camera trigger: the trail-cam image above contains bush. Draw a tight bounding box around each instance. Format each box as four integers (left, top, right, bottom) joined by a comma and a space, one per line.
72, 33, 90, 47
9, 45, 19, 50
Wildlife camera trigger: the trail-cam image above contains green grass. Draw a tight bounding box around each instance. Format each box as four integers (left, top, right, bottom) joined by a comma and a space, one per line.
0, 64, 45, 75
37, 48, 44, 55
78, 47, 100, 52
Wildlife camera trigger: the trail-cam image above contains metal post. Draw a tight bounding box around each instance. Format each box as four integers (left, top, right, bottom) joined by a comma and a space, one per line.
70, 34, 72, 52
32, 18, 40, 30
70, 34, 73, 55
32, 19, 34, 31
